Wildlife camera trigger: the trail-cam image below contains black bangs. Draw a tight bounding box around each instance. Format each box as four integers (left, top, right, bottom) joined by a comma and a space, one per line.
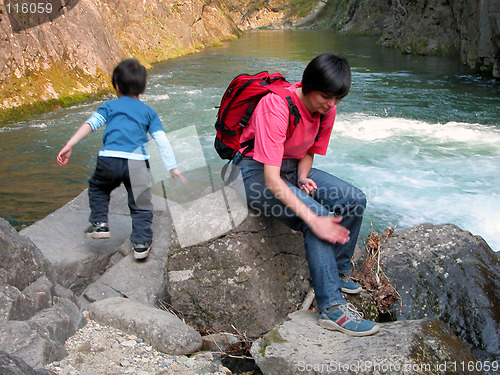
302, 53, 351, 97
112, 58, 147, 96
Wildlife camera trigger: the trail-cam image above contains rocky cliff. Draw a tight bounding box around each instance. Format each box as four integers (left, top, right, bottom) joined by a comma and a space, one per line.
0, 0, 242, 119
0, 0, 313, 120
311, 0, 500, 78
1, 0, 497, 120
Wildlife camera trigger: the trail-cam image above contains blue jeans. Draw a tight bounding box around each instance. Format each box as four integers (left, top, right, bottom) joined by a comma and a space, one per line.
234, 155, 366, 311
88, 156, 153, 244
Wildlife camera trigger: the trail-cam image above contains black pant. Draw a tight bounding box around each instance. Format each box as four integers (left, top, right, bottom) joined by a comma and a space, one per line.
88, 156, 153, 244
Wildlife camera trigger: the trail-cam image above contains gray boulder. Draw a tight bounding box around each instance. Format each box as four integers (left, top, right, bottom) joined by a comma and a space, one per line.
0, 219, 55, 290
89, 297, 202, 355
0, 219, 84, 367
81, 207, 173, 306
251, 310, 477, 375
381, 223, 500, 358
166, 214, 312, 337
0, 351, 55, 375
20, 188, 132, 294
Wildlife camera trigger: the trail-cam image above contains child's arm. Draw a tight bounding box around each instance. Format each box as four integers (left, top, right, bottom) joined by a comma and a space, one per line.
56, 123, 92, 166
150, 130, 187, 184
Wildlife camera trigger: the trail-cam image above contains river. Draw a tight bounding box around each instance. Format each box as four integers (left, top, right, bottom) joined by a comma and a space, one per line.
1, 30, 499, 251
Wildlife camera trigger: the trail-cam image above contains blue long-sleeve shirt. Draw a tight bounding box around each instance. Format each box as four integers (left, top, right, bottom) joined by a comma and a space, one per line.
85, 96, 177, 170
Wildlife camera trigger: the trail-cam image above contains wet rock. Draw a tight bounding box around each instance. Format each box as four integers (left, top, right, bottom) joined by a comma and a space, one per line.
381, 223, 500, 359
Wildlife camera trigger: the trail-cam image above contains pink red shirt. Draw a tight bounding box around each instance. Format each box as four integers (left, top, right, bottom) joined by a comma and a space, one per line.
239, 82, 336, 167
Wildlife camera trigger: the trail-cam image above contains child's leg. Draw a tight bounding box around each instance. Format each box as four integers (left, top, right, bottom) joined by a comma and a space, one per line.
124, 159, 153, 244
88, 156, 122, 223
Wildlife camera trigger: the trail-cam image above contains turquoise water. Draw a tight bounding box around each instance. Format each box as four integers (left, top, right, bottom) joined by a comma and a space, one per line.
1, 30, 499, 250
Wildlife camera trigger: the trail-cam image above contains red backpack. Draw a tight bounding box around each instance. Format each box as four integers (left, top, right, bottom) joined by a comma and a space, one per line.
214, 71, 301, 160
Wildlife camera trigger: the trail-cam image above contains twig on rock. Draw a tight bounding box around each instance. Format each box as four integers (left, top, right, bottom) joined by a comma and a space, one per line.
354, 226, 402, 316
300, 288, 316, 311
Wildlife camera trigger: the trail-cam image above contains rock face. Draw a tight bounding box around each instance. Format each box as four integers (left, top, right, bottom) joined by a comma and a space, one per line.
0, 0, 241, 115
0, 0, 312, 117
251, 310, 477, 375
312, 0, 500, 77
222, 0, 306, 30
0, 218, 84, 368
166, 213, 312, 337
381, 223, 500, 359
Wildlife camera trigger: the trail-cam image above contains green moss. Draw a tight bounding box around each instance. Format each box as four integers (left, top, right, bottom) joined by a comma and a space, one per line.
0, 91, 110, 123
285, 0, 318, 19
258, 327, 288, 357
409, 319, 476, 373
0, 63, 113, 122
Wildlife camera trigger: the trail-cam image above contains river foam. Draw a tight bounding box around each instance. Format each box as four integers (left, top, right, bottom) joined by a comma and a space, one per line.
318, 115, 500, 251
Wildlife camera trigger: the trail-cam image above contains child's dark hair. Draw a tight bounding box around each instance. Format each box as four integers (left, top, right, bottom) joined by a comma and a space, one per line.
112, 58, 147, 96
302, 53, 351, 99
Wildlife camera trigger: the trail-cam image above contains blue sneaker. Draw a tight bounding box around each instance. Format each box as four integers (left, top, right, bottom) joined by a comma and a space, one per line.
340, 275, 363, 294
319, 303, 379, 336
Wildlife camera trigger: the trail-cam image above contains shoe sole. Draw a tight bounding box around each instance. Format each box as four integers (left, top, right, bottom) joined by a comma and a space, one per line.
319, 318, 380, 337
84, 232, 111, 239
134, 246, 151, 260
341, 286, 363, 294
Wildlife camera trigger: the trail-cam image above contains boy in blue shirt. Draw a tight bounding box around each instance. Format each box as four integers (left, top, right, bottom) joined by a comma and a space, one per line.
57, 58, 186, 260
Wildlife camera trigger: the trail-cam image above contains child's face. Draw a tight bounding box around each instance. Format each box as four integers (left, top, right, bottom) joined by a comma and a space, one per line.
306, 91, 341, 115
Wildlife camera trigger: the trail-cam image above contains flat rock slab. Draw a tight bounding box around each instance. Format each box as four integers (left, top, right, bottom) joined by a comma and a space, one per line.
89, 297, 202, 356
20, 187, 132, 294
82, 208, 173, 306
251, 310, 476, 375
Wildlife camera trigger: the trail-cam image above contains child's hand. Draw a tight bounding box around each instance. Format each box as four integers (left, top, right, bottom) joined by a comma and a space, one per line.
169, 168, 188, 184
57, 145, 72, 166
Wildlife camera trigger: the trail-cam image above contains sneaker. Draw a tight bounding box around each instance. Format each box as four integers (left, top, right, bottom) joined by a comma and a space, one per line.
83, 222, 110, 239
319, 303, 379, 336
340, 275, 363, 294
133, 241, 152, 260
